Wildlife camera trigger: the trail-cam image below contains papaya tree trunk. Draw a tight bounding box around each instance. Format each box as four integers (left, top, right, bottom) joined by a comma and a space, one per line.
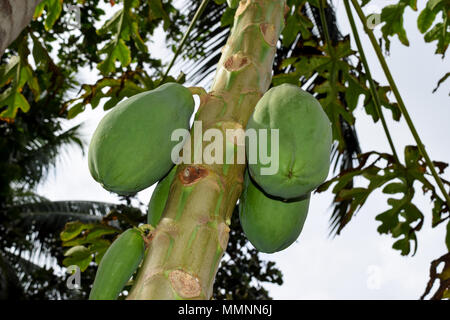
127, 0, 286, 300
0, 0, 42, 56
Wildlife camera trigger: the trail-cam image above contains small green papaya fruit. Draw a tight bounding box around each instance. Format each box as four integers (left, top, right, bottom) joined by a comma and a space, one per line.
239, 171, 310, 253
89, 228, 145, 300
227, 0, 240, 9
246, 83, 332, 199
88, 83, 194, 195
147, 166, 178, 227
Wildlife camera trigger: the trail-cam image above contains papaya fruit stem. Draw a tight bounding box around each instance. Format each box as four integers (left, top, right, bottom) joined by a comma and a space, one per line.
188, 86, 208, 98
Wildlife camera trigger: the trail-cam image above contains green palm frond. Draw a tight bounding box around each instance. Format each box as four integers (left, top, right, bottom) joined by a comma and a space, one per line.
1, 248, 75, 300
0, 251, 24, 300
18, 124, 85, 188
180, 0, 229, 85
0, 199, 130, 299
4, 200, 120, 251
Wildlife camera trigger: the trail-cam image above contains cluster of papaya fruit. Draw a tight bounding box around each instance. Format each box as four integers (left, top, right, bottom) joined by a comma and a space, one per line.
86, 82, 331, 299
87, 83, 195, 300
241, 83, 332, 253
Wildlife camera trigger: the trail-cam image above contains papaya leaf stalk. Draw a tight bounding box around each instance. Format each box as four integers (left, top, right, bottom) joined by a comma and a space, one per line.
342, 0, 399, 163
350, 0, 450, 207
128, 0, 286, 300
161, 0, 210, 82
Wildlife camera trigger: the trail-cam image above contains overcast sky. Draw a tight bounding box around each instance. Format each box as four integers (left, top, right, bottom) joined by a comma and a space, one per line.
37, 0, 449, 299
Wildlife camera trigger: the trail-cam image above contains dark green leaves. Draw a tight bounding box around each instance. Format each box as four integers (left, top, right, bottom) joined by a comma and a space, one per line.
420, 252, 450, 300
61, 221, 120, 271
282, 4, 313, 46
0, 55, 39, 120
98, 39, 132, 74
446, 220, 450, 251
97, 0, 143, 75
417, 0, 449, 55
65, 70, 188, 118
371, 0, 449, 56
380, 1, 416, 51
318, 146, 448, 256
220, 6, 235, 27
149, 0, 171, 29
34, 0, 63, 31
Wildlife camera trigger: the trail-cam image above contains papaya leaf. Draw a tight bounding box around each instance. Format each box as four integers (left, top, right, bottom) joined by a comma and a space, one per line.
383, 182, 407, 194
271, 73, 300, 86
344, 73, 366, 112
417, 6, 438, 33
319, 145, 440, 256
67, 103, 85, 119
418, 0, 449, 56
65, 70, 150, 115
446, 220, 450, 251
60, 221, 94, 242
63, 245, 92, 272
282, 10, 313, 46
433, 72, 450, 94
405, 145, 422, 167
131, 20, 148, 53
96, 0, 144, 75
91, 240, 112, 265
380, 1, 416, 52
33, 0, 63, 31
64, 245, 89, 257
0, 56, 20, 87
376, 0, 449, 56
149, 0, 171, 29
97, 9, 123, 36
424, 22, 450, 55
392, 236, 411, 255
421, 252, 450, 300
0, 91, 31, 120
85, 225, 119, 242
431, 197, 449, 227
279, 57, 299, 69
98, 39, 131, 74
220, 6, 236, 27
20, 65, 40, 100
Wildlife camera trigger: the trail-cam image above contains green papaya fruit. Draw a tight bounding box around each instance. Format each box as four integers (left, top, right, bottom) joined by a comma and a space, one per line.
246, 83, 332, 199
239, 171, 310, 253
147, 166, 178, 227
88, 83, 194, 195
227, 0, 240, 9
89, 228, 145, 300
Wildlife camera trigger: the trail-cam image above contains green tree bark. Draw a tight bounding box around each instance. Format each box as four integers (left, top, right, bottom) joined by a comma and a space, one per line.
128, 0, 286, 300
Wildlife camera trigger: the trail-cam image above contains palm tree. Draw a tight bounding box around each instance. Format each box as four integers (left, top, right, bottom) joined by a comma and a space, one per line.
0, 199, 126, 299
